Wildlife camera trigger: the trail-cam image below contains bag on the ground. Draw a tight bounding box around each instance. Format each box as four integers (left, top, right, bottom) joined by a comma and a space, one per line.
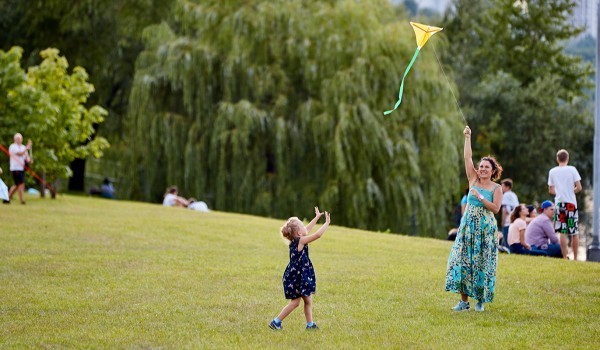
0, 178, 8, 201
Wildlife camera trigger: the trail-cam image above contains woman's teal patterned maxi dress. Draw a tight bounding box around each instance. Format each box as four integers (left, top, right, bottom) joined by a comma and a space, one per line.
445, 185, 499, 303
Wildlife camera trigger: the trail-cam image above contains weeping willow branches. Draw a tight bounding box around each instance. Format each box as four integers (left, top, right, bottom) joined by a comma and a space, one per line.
125, 0, 462, 236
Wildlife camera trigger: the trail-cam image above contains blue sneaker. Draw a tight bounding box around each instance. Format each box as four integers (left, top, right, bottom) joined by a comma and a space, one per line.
306, 323, 319, 330
269, 319, 282, 330
452, 300, 470, 311
475, 302, 485, 312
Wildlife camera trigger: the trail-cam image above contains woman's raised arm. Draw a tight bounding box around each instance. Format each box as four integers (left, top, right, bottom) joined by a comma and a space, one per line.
463, 126, 477, 183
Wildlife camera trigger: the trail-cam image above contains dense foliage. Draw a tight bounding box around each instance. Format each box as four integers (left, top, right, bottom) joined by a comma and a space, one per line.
0, 0, 175, 189
444, 0, 594, 204
125, 0, 463, 235
0, 47, 109, 186
1, 0, 593, 234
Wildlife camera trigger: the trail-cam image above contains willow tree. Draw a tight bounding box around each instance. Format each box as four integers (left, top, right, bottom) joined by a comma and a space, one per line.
125, 0, 463, 236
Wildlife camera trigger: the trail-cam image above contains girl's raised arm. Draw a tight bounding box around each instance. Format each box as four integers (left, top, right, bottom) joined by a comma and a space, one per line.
299, 212, 330, 248
305, 206, 324, 232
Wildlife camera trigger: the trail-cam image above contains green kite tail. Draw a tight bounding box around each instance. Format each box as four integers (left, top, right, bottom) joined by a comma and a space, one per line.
383, 47, 421, 116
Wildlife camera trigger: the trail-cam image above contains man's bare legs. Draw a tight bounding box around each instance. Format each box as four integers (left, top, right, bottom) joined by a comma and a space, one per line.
8, 183, 25, 204
571, 235, 579, 261
560, 234, 569, 259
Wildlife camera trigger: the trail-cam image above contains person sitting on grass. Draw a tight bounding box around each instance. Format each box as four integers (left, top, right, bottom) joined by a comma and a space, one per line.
100, 178, 115, 199
447, 228, 458, 241
507, 204, 548, 256
187, 198, 210, 212
524, 200, 562, 258
526, 204, 538, 219
162, 186, 189, 207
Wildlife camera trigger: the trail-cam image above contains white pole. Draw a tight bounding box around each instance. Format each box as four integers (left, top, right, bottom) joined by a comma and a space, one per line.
589, 0, 600, 261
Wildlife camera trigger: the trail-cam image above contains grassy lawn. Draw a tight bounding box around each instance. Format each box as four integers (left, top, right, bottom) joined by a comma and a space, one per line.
1, 195, 599, 349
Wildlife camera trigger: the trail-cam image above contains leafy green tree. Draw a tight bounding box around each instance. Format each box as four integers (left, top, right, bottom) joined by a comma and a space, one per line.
0, 0, 174, 190
0, 47, 109, 195
444, 0, 593, 203
125, 0, 463, 236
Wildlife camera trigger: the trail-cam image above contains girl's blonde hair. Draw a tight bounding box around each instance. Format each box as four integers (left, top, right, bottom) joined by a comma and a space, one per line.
280, 217, 302, 243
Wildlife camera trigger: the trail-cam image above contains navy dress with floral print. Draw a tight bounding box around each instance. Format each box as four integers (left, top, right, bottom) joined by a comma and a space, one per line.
283, 238, 316, 299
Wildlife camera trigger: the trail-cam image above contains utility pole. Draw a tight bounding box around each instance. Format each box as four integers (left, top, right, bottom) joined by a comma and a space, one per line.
589, 0, 600, 262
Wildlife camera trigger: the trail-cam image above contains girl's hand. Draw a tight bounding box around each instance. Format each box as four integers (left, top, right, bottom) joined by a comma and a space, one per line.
325, 211, 330, 224
464, 126, 471, 137
315, 206, 323, 217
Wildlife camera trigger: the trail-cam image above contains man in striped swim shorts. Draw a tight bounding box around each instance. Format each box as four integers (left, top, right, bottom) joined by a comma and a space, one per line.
548, 149, 582, 260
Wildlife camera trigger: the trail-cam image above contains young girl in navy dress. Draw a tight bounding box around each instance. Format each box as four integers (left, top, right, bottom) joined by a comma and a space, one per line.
269, 207, 330, 330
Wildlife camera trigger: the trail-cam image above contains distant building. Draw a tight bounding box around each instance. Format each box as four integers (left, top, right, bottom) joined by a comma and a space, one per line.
571, 0, 598, 38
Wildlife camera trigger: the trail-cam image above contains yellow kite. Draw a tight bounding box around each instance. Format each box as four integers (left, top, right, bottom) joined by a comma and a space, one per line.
384, 22, 443, 115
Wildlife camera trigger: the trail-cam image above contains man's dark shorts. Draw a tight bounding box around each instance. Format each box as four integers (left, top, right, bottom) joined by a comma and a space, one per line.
12, 170, 25, 185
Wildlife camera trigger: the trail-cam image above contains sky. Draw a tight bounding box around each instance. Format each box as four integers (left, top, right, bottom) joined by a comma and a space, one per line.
390, 0, 452, 13
416, 0, 451, 11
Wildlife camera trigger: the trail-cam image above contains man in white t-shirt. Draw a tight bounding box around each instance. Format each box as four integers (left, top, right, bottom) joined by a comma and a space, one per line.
500, 178, 519, 247
548, 149, 582, 260
8, 133, 31, 205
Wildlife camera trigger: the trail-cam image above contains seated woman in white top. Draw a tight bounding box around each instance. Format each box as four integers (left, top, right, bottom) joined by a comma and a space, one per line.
162, 186, 189, 207
507, 204, 547, 256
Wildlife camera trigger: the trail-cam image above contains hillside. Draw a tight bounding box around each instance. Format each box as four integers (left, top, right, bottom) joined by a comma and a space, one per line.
1, 195, 599, 348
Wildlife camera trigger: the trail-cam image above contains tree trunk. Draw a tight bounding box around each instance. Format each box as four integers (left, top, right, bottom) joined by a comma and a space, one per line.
68, 158, 86, 192
40, 172, 46, 198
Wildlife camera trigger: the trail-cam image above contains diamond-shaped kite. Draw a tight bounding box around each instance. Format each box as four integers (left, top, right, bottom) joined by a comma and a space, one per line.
384, 22, 443, 115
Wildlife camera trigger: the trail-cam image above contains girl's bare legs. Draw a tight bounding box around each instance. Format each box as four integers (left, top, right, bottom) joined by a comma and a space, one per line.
302, 295, 313, 323
276, 298, 301, 321
461, 293, 468, 302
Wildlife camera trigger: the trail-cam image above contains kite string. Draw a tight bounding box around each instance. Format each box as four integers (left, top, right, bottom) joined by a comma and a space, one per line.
431, 41, 468, 126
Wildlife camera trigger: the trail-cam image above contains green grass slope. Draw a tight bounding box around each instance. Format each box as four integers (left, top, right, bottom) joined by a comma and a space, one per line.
1, 195, 599, 349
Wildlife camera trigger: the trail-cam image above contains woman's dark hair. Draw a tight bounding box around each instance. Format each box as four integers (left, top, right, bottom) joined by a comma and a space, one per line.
479, 156, 503, 181
510, 205, 525, 223
165, 185, 178, 195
